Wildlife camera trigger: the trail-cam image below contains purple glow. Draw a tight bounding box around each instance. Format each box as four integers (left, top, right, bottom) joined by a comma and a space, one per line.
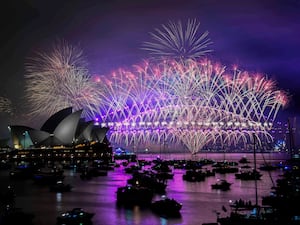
95, 59, 287, 154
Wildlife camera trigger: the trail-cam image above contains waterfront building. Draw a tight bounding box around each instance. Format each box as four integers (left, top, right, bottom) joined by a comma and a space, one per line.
4, 107, 112, 163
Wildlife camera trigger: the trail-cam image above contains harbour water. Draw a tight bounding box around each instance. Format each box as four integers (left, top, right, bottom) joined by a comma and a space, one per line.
0, 152, 290, 225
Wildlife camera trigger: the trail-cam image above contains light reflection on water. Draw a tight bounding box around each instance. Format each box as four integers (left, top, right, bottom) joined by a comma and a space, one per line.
56, 193, 62, 212
0, 153, 289, 225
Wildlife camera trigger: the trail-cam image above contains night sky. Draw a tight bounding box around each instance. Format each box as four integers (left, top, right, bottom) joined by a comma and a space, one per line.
0, 0, 300, 136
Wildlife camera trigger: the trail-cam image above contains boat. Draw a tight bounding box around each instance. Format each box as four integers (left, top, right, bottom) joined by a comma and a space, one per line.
212, 160, 238, 168
261, 159, 300, 223
211, 179, 232, 191
92, 160, 115, 171
151, 160, 172, 173
124, 164, 141, 174
127, 171, 167, 194
240, 164, 252, 169
116, 184, 153, 207
235, 169, 262, 180
182, 169, 206, 182
36, 167, 64, 176
150, 196, 182, 218
212, 165, 239, 174
56, 208, 94, 225
216, 134, 300, 225
203, 168, 215, 177
217, 206, 283, 225
229, 199, 255, 211
113, 147, 136, 161
217, 202, 300, 225
49, 180, 72, 192
239, 156, 250, 164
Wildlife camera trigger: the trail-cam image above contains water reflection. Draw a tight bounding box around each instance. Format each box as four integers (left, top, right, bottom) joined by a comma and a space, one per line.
124, 206, 143, 225
0, 153, 288, 225
56, 192, 62, 211
160, 217, 168, 225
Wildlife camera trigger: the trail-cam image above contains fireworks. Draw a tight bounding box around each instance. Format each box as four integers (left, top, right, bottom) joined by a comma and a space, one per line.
24, 40, 103, 120
0, 96, 13, 115
22, 28, 287, 154
141, 18, 213, 60
96, 59, 288, 154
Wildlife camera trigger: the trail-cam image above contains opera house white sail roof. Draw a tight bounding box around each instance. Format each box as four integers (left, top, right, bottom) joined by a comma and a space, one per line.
9, 107, 109, 149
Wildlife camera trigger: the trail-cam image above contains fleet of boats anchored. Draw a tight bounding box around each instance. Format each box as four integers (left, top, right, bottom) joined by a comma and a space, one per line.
0, 149, 299, 224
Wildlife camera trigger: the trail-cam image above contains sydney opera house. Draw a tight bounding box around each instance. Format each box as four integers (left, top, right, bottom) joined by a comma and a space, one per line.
7, 107, 112, 163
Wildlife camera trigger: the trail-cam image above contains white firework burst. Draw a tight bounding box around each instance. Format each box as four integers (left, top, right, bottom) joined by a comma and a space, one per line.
141, 18, 213, 60
25, 40, 102, 120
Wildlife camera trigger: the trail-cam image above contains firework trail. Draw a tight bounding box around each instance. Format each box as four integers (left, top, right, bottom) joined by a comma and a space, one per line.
141, 18, 213, 60
96, 59, 288, 154
25, 40, 103, 120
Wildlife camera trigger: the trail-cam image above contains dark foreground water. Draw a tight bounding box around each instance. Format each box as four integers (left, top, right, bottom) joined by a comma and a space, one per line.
0, 153, 290, 225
